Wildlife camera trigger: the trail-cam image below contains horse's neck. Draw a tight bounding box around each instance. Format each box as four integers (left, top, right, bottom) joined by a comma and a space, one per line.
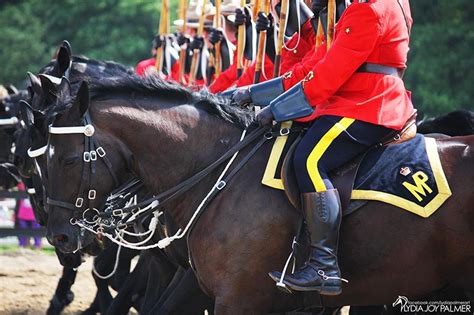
95, 101, 243, 227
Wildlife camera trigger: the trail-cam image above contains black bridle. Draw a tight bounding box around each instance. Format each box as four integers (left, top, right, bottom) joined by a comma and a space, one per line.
46, 112, 120, 218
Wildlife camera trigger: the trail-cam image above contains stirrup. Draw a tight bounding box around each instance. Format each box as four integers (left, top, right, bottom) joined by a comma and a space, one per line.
275, 236, 298, 293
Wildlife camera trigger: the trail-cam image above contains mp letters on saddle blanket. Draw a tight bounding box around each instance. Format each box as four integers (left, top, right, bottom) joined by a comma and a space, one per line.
262, 131, 452, 218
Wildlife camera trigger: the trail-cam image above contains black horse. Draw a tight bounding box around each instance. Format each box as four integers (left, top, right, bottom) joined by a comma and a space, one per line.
418, 109, 474, 136
8, 46, 137, 314
41, 73, 473, 314
22, 42, 214, 315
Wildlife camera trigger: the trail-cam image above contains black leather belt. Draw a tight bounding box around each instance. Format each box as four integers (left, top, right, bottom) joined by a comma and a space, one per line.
356, 63, 404, 78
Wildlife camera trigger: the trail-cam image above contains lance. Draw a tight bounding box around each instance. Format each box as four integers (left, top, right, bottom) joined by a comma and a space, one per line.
253, 0, 270, 83
327, 0, 336, 49
178, 0, 188, 83
236, 0, 246, 78
214, 0, 222, 77
273, 0, 289, 77
189, 0, 208, 85
155, 0, 169, 73
251, 0, 260, 20
315, 16, 323, 50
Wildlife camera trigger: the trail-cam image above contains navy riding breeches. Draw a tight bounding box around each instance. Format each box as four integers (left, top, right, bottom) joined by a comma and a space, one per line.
293, 115, 394, 193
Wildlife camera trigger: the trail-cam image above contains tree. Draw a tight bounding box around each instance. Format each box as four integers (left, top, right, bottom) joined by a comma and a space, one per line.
0, 0, 179, 87
405, 0, 474, 116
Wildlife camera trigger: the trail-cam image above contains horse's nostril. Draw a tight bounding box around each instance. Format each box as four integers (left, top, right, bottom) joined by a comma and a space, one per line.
53, 234, 69, 244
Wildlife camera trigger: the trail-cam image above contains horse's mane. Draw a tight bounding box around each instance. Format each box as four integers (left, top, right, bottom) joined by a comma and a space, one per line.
88, 74, 254, 128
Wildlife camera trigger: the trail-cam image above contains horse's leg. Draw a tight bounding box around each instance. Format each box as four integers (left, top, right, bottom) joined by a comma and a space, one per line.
139, 250, 177, 314
105, 251, 149, 315
110, 246, 138, 291
152, 265, 187, 309
90, 253, 114, 313
46, 266, 77, 315
81, 297, 99, 315
149, 267, 214, 314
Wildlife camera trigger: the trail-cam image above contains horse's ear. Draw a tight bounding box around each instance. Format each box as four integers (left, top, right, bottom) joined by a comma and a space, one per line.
58, 76, 71, 98
73, 81, 89, 118
30, 110, 47, 136
27, 72, 42, 96
19, 100, 35, 127
38, 74, 58, 96
6, 85, 18, 95
57, 41, 72, 76
61, 40, 72, 56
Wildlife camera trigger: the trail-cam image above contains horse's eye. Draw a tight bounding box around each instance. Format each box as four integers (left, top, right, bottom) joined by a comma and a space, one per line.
64, 157, 79, 166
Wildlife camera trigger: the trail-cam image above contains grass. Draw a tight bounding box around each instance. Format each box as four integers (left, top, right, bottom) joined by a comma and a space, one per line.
0, 243, 56, 255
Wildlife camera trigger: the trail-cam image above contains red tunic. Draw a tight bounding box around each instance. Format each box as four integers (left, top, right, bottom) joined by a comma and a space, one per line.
291, 0, 414, 129
135, 57, 181, 82
209, 53, 276, 92
209, 19, 316, 93
209, 53, 238, 93
135, 58, 156, 76
236, 54, 276, 87
280, 19, 317, 74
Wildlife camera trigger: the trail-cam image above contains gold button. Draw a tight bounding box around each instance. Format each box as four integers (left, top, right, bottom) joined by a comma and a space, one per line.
345, 27, 351, 34
282, 71, 293, 79
303, 71, 314, 82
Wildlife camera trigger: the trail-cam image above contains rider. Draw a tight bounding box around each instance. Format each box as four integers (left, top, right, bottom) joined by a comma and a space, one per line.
174, 0, 216, 87
135, 35, 180, 78
230, 0, 329, 103
258, 0, 414, 295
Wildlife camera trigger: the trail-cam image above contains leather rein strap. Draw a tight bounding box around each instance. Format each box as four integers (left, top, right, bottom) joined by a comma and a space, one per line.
115, 125, 272, 226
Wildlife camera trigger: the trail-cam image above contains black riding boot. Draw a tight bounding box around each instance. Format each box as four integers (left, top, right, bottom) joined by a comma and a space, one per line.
269, 189, 343, 295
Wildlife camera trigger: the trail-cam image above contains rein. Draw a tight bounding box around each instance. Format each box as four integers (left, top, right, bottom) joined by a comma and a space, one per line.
107, 124, 270, 226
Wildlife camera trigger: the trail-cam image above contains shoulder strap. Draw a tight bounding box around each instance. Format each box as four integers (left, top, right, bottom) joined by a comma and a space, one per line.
397, 0, 411, 36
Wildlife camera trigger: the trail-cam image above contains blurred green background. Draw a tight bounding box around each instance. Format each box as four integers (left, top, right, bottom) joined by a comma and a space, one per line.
0, 0, 473, 116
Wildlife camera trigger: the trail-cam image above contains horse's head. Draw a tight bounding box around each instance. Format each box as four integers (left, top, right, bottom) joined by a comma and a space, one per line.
11, 73, 53, 177
44, 79, 132, 254
0, 163, 20, 190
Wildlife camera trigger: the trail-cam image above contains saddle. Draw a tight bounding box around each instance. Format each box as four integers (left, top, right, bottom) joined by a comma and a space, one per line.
281, 111, 417, 212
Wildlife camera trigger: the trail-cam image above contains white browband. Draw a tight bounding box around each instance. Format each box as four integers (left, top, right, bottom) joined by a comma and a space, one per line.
0, 117, 19, 126
27, 146, 47, 158
49, 124, 95, 137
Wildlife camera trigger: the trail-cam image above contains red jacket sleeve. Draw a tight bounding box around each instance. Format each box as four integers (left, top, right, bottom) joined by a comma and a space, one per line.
282, 42, 327, 90
236, 54, 275, 87
302, 4, 381, 105
135, 58, 156, 76
280, 19, 316, 74
209, 62, 238, 93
